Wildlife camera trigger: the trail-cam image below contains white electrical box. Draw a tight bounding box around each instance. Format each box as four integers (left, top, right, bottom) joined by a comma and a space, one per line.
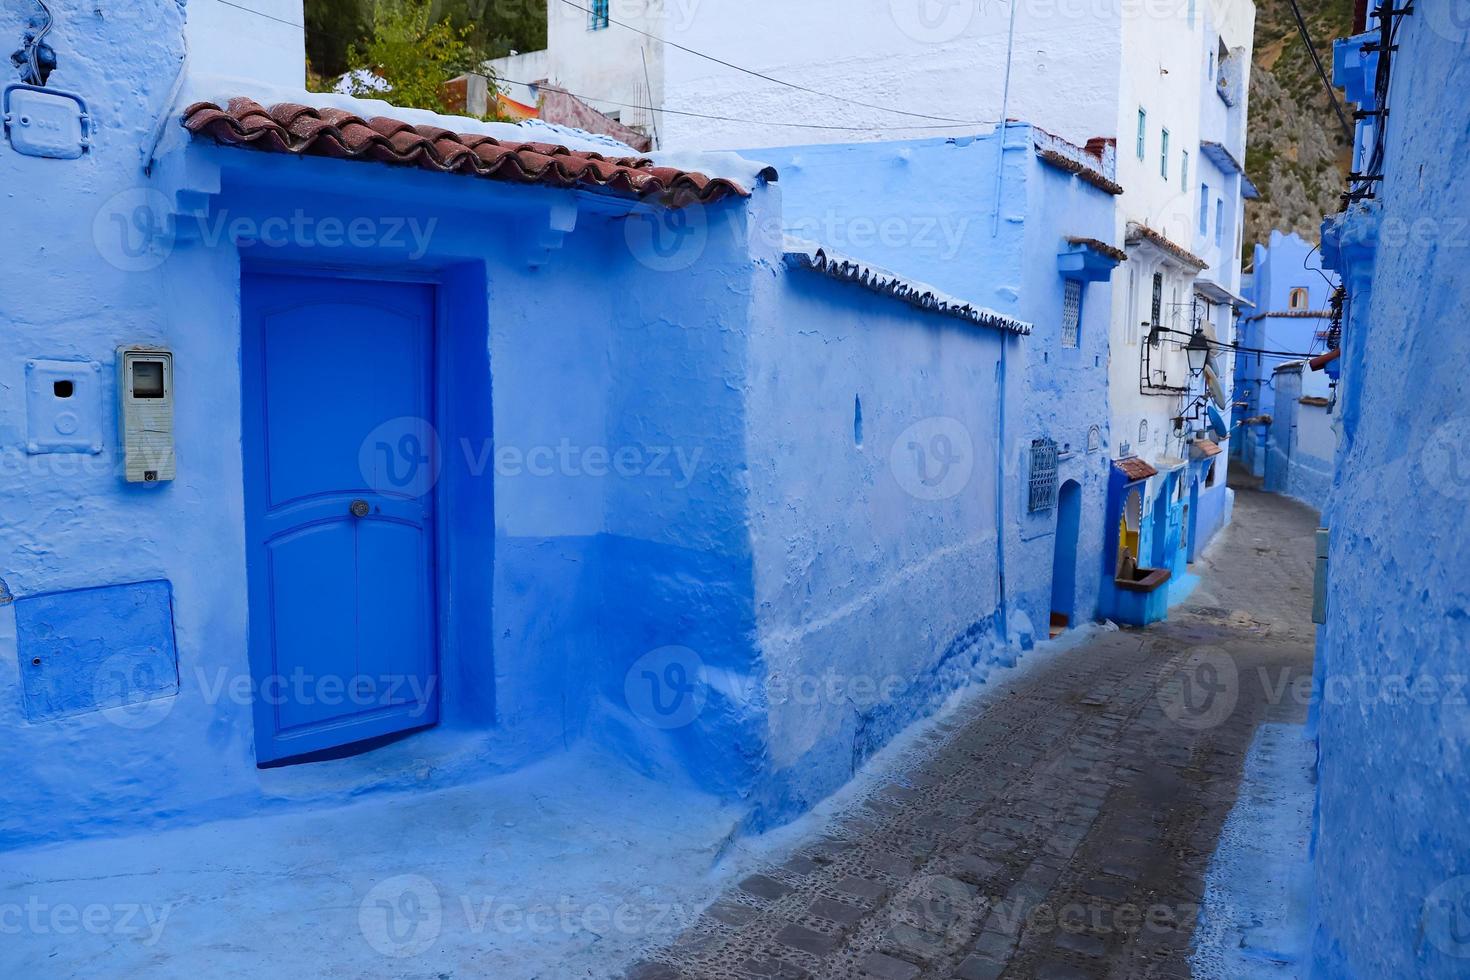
117, 347, 175, 483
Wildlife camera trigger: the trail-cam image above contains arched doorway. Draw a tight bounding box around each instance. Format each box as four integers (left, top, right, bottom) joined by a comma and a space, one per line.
1050, 480, 1083, 635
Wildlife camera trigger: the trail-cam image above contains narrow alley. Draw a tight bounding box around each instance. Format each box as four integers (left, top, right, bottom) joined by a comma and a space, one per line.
629, 481, 1319, 980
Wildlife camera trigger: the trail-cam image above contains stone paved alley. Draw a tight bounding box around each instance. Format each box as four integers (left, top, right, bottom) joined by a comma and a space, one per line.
629, 480, 1319, 980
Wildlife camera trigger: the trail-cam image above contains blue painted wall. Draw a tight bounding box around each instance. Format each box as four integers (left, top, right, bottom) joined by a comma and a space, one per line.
1264, 363, 1336, 510
1313, 14, 1470, 978
1236, 230, 1338, 479
0, 2, 775, 847
740, 129, 1118, 822
0, 4, 1122, 851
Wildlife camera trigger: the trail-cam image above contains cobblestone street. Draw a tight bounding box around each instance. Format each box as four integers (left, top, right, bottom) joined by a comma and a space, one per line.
629, 481, 1319, 980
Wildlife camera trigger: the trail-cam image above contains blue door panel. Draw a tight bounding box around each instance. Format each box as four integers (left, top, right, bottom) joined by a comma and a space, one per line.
242, 273, 439, 764
261, 301, 431, 508
267, 520, 358, 732
356, 518, 433, 706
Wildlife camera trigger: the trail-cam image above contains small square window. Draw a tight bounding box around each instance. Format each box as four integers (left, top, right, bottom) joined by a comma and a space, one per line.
53, 380, 74, 398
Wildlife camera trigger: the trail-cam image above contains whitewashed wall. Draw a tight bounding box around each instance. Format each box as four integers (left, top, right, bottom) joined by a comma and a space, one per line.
186, 0, 305, 87
660, 0, 1120, 150
1107, 0, 1255, 469
488, 0, 664, 136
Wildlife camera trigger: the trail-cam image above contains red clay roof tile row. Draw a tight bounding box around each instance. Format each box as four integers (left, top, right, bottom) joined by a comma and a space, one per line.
181, 98, 749, 207
1115, 457, 1159, 482
1125, 222, 1209, 271
1035, 148, 1124, 195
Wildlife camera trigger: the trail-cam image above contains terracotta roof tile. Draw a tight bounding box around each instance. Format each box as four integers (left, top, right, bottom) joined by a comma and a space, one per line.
1035, 148, 1124, 195
1114, 457, 1159, 482
1065, 236, 1128, 263
1191, 439, 1223, 457
1125, 222, 1208, 271
181, 98, 748, 207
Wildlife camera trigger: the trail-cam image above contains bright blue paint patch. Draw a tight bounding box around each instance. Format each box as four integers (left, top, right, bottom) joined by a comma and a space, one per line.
241, 273, 440, 763
15, 580, 178, 722
1167, 570, 1201, 607
1192, 723, 1313, 979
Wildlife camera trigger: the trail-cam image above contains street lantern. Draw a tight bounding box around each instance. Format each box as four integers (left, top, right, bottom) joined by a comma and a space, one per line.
1185, 328, 1210, 376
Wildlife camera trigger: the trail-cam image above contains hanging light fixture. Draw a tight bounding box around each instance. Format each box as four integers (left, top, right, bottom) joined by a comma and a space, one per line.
1185, 327, 1210, 376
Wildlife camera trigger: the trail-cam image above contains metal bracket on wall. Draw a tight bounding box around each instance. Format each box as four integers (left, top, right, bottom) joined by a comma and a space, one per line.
527, 199, 580, 268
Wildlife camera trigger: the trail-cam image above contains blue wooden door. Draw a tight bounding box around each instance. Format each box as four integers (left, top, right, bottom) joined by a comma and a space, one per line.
242, 273, 438, 764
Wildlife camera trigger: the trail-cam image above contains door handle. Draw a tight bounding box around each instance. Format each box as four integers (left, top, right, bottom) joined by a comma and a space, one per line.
349, 499, 370, 518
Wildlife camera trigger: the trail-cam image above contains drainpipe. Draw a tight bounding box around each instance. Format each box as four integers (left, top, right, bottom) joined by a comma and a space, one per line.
991, 0, 1020, 235
995, 341, 1009, 639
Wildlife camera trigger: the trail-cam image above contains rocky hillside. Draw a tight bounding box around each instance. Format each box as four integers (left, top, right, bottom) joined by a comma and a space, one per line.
1244, 0, 1357, 253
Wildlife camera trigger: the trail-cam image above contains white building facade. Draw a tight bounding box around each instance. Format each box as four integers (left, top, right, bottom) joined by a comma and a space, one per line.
495, 1, 1256, 483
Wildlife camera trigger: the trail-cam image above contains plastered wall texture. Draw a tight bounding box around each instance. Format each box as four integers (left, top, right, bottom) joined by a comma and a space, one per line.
1314, 12, 1470, 978
744, 131, 1118, 823
2, 4, 1117, 851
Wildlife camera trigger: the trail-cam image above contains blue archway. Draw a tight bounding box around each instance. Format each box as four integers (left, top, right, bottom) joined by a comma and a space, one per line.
1051, 480, 1083, 632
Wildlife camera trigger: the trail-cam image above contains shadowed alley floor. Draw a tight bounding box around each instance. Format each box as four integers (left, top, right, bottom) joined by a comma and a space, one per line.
628, 482, 1320, 980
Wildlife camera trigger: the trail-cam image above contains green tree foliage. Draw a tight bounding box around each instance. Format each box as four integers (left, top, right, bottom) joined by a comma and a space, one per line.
305, 0, 546, 80
340, 0, 491, 112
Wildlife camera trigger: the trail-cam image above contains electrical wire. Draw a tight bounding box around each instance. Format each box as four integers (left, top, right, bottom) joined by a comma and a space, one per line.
212, 0, 1002, 135
1284, 0, 1354, 141
22, 0, 53, 87
550, 0, 994, 126
495, 75, 998, 133
213, 0, 303, 30
1152, 326, 1321, 360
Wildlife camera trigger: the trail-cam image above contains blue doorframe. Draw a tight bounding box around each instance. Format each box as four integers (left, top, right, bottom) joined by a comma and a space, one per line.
241, 271, 441, 764
1187, 477, 1201, 563
1051, 480, 1082, 627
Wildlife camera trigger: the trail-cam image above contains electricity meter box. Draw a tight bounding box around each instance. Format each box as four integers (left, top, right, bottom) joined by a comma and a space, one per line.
117, 347, 175, 483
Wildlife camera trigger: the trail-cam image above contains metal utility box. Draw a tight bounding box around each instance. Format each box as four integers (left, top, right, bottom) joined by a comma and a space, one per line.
25, 358, 103, 454
3, 84, 89, 159
117, 346, 175, 483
